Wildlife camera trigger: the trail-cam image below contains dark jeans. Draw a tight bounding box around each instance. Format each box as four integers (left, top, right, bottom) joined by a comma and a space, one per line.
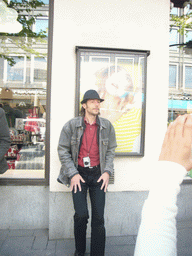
72, 165, 106, 256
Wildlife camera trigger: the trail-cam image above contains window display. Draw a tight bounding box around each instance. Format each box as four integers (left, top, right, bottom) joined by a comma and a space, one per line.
0, 0, 49, 181
0, 87, 46, 179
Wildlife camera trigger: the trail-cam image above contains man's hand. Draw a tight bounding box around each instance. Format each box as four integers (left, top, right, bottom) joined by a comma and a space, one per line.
159, 114, 192, 171
97, 172, 110, 192
70, 174, 85, 193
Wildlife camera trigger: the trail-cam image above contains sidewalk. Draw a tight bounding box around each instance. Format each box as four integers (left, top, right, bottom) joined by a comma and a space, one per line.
0, 229, 136, 256
0, 221, 191, 256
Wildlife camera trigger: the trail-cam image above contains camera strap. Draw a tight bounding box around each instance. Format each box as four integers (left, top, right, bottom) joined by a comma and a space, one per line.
84, 126, 97, 157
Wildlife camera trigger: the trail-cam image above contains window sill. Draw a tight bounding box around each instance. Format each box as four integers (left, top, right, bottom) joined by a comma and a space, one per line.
0, 169, 45, 179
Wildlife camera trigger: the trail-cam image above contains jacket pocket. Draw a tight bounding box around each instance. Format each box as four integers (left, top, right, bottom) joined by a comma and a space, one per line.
71, 138, 77, 146
102, 139, 108, 146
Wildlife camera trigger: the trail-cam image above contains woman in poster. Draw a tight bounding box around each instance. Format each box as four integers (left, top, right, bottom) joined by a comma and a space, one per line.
95, 65, 142, 153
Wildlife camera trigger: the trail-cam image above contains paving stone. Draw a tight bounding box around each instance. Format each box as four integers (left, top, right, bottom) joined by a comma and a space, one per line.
46, 240, 56, 251
8, 229, 34, 237
0, 230, 9, 241
105, 252, 129, 256
56, 239, 75, 255
55, 251, 73, 256
33, 229, 49, 237
33, 235, 48, 250
0, 236, 34, 256
105, 244, 135, 255
177, 247, 192, 256
177, 227, 192, 249
106, 235, 135, 246
56, 239, 75, 250
30, 250, 56, 256
105, 245, 135, 256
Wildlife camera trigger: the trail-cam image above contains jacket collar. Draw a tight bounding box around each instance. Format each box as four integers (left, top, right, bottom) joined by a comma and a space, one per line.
76, 116, 106, 129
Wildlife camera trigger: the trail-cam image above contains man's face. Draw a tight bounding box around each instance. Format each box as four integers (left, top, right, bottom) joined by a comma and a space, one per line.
83, 99, 101, 116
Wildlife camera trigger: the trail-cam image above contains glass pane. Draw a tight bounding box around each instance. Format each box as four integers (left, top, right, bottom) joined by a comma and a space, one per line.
170, 7, 178, 15
169, 65, 177, 88
0, 0, 49, 180
7, 57, 24, 82
169, 29, 179, 50
185, 30, 192, 43
42, 0, 49, 4
34, 57, 47, 82
185, 66, 192, 89
35, 19, 48, 36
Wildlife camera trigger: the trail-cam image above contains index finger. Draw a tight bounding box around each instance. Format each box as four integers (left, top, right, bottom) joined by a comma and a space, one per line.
103, 181, 108, 192
77, 182, 82, 192
70, 183, 76, 193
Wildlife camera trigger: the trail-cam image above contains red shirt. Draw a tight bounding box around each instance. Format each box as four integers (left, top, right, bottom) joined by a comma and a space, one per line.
78, 119, 100, 167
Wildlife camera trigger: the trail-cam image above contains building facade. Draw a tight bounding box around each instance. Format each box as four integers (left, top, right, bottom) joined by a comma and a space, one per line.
0, 0, 192, 240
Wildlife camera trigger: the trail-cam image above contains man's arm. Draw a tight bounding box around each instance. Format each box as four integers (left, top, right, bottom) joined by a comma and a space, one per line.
58, 123, 85, 191
103, 123, 117, 175
58, 124, 79, 179
98, 122, 117, 192
134, 114, 192, 256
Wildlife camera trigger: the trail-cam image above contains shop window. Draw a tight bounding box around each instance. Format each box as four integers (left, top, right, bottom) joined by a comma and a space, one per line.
0, 0, 52, 185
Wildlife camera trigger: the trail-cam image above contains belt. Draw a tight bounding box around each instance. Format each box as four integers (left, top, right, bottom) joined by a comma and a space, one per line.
78, 165, 100, 170
89, 165, 100, 170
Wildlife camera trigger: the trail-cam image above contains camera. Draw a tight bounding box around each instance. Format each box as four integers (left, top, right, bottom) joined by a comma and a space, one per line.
83, 156, 91, 167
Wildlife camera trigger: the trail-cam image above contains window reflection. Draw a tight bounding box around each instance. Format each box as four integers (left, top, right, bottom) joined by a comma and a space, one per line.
7, 57, 24, 82
169, 64, 177, 88
184, 65, 192, 89
0, 0, 49, 180
169, 28, 179, 51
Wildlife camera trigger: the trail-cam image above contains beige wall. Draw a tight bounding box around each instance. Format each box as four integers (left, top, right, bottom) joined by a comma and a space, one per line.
50, 0, 170, 192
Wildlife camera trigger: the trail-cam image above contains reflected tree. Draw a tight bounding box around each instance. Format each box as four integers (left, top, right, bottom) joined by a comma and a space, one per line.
0, 0, 48, 66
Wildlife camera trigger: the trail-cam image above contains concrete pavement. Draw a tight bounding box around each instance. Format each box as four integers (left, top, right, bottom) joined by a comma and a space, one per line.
0, 220, 191, 256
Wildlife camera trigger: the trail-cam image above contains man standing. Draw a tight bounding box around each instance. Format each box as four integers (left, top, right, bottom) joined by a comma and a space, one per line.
58, 89, 117, 256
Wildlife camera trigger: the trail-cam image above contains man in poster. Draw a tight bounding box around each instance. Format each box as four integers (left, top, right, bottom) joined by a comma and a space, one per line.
57, 89, 117, 256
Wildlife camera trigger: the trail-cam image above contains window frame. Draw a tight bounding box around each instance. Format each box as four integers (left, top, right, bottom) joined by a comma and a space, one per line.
0, 0, 54, 186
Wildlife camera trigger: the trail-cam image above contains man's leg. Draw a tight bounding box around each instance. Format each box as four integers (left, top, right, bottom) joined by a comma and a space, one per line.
89, 178, 106, 256
72, 182, 89, 255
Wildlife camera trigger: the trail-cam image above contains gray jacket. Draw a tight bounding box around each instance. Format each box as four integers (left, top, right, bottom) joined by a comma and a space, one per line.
57, 116, 117, 186
0, 108, 11, 174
